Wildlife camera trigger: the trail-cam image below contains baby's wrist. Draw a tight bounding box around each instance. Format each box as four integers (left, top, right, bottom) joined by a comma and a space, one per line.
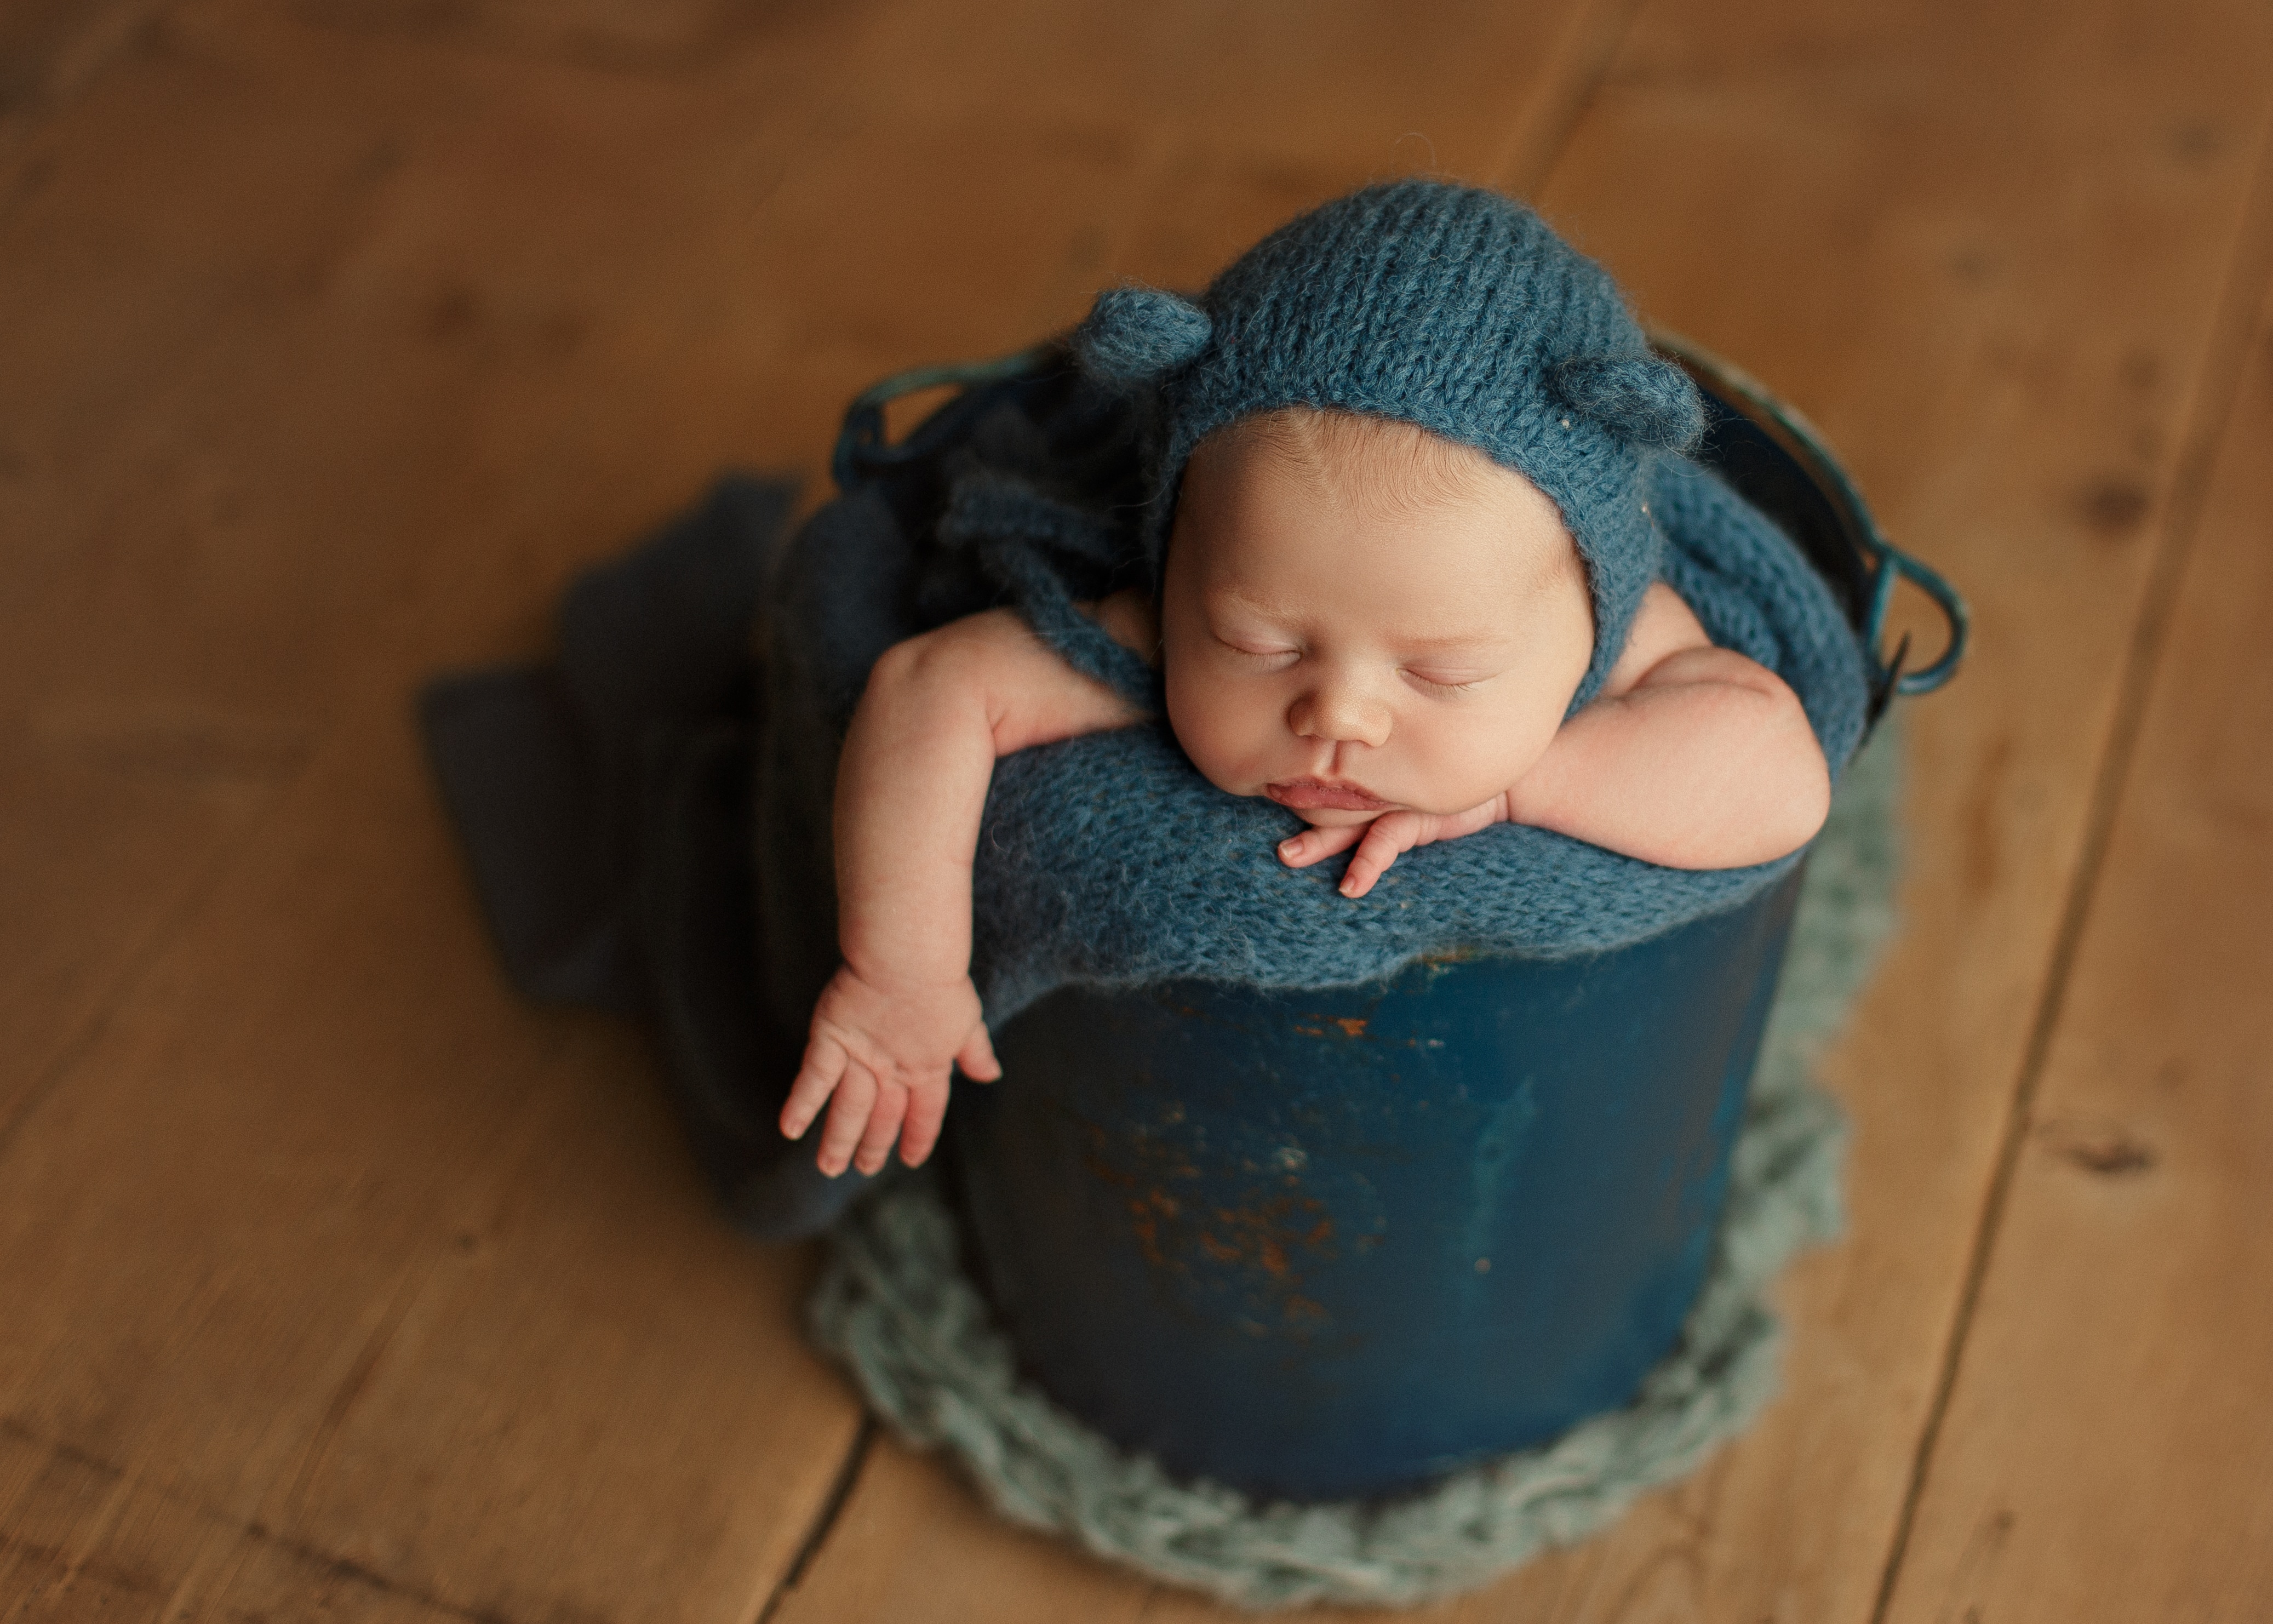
835, 950, 972, 1000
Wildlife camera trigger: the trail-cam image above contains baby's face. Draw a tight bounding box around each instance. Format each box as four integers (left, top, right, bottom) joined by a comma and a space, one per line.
1160, 412, 1593, 827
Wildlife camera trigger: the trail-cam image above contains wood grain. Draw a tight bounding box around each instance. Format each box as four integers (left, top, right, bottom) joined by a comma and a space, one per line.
6, 0, 2272, 1618
1, 3, 903, 1619
0, 668, 868, 1622
0, 1416, 486, 1621
0, 0, 165, 197
1877, 232, 2273, 1624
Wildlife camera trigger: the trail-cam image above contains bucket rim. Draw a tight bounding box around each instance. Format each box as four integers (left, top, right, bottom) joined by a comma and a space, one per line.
833, 333, 1968, 708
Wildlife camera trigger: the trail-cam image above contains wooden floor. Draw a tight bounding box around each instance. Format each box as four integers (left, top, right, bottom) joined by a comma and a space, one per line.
5, 0, 2273, 1619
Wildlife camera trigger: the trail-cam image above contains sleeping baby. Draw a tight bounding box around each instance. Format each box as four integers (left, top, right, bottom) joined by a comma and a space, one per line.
779, 180, 1831, 1179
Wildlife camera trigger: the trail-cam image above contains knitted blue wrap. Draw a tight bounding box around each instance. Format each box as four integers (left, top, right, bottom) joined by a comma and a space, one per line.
755, 373, 1869, 1041
1073, 180, 1705, 707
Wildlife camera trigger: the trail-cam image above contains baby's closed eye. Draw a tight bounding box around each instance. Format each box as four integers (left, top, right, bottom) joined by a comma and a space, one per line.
1401, 668, 1490, 696
1217, 636, 1301, 666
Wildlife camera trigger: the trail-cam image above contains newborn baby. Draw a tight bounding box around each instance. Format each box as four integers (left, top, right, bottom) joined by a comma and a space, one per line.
781, 181, 1831, 1179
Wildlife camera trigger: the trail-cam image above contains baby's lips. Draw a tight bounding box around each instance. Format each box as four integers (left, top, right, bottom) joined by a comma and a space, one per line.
1266, 778, 1393, 813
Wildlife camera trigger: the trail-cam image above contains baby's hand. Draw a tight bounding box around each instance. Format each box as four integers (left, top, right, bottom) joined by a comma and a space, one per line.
781, 965, 1001, 1176
1276, 796, 1509, 899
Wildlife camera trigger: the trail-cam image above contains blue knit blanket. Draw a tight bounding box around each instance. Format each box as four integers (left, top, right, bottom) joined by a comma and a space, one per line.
754, 375, 1870, 1037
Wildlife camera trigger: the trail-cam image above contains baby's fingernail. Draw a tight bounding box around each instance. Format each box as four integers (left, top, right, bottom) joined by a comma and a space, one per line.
1280, 837, 1302, 856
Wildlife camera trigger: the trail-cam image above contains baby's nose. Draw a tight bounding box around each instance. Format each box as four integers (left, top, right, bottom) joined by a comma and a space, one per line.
1288, 676, 1392, 750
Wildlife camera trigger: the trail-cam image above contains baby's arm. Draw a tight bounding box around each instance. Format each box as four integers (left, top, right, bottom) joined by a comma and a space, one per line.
781, 604, 1149, 1175
1284, 585, 1829, 894
1509, 584, 1829, 866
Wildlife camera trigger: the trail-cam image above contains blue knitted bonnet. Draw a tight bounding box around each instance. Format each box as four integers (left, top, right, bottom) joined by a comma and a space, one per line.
1071, 179, 1705, 706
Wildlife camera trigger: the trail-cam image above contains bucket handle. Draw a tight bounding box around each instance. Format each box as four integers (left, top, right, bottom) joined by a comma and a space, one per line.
832, 344, 1061, 493
1648, 330, 1968, 700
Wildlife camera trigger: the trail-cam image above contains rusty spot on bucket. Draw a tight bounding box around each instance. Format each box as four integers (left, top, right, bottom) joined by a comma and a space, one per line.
1081, 1116, 1205, 1270
1126, 1186, 1184, 1267
1199, 1192, 1336, 1283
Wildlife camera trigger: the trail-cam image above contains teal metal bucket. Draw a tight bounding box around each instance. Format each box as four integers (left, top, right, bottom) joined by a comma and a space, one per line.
830, 338, 1965, 1500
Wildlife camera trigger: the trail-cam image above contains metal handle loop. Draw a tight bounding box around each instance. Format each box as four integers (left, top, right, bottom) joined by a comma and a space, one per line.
831, 344, 1060, 493
1647, 329, 1968, 707
1858, 536, 1969, 696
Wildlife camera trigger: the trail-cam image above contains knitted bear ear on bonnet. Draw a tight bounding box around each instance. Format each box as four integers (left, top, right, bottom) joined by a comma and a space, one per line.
1072, 285, 1214, 388
1549, 353, 1707, 455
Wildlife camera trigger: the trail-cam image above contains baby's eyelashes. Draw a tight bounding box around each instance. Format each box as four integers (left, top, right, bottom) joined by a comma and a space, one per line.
1401, 668, 1488, 696
1217, 636, 1301, 666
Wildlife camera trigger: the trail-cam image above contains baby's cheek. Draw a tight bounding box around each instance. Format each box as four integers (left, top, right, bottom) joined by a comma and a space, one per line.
1404, 710, 1546, 813
1162, 670, 1233, 787
1165, 668, 1278, 794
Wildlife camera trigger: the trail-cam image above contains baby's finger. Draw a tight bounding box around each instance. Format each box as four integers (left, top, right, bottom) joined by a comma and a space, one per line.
853, 1082, 909, 1176
1278, 822, 1366, 869
956, 1022, 1001, 1083
780, 1033, 848, 1140
899, 1078, 952, 1168
1340, 815, 1422, 899
815, 1061, 879, 1177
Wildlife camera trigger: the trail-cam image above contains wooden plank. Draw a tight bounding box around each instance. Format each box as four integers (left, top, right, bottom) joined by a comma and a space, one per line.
0, 0, 877, 1115
1, 4, 920, 1620
0, 0, 165, 198
0, 1417, 478, 1622
1876, 245, 2273, 1624
768, 1, 2273, 1622
294, 0, 792, 75
0, 670, 866, 1624
0, 6, 415, 1118
734, 0, 1634, 399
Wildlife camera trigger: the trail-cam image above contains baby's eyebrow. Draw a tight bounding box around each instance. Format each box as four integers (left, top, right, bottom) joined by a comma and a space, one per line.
1208, 586, 1302, 621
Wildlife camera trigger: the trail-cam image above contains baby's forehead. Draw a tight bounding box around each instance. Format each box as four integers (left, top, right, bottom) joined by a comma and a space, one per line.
1194, 407, 1573, 530
1205, 408, 1495, 499
1184, 408, 1579, 575
1173, 410, 1588, 647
